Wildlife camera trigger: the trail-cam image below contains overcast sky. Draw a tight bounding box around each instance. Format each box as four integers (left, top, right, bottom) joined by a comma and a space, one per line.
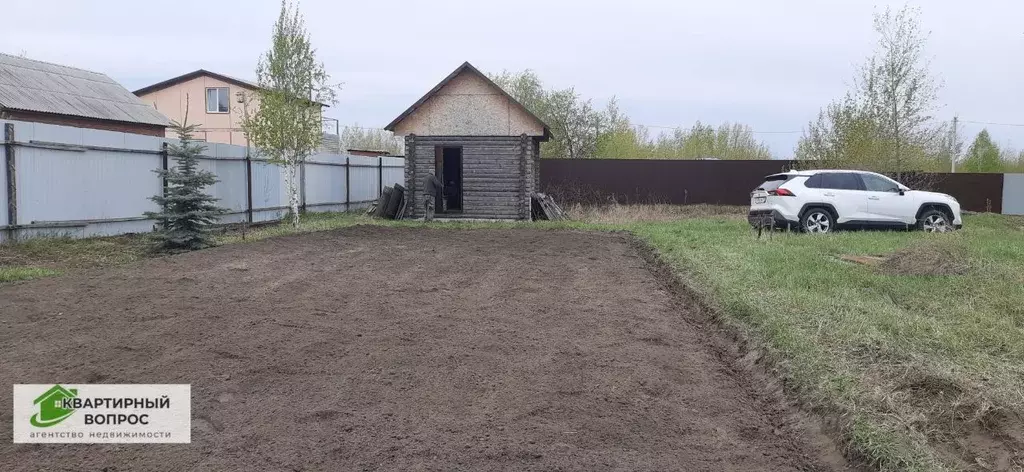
3, 0, 1022, 157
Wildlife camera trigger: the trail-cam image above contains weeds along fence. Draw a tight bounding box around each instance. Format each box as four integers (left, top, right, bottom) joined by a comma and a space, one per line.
540, 158, 1023, 214
0, 119, 404, 242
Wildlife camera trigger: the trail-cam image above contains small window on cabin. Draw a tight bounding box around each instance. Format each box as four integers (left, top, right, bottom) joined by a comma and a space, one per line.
206, 87, 230, 113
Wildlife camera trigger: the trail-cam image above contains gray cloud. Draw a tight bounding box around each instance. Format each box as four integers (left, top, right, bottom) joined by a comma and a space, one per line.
3, 0, 1023, 156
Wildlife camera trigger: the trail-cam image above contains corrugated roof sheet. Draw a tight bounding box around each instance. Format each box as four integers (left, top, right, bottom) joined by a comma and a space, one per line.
0, 53, 169, 127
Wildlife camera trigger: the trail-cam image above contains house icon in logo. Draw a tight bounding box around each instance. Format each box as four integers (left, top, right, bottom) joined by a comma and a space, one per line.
30, 384, 78, 427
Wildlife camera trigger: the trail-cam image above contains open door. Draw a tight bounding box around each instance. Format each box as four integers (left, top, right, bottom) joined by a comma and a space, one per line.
434, 146, 444, 212
442, 147, 463, 212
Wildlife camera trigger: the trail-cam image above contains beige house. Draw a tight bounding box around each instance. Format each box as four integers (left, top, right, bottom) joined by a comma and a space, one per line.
134, 70, 255, 144
134, 69, 326, 146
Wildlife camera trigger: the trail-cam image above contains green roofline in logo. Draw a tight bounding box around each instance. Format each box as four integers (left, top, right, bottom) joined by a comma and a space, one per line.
30, 384, 78, 428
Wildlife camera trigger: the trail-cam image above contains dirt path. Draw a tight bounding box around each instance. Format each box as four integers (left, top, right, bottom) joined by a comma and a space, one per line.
0, 227, 852, 471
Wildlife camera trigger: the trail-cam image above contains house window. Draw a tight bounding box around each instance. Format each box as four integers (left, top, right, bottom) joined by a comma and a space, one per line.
206, 87, 230, 113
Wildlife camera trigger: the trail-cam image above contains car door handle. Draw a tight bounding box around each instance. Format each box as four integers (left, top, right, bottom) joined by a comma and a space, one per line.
823, 192, 835, 197
868, 196, 880, 200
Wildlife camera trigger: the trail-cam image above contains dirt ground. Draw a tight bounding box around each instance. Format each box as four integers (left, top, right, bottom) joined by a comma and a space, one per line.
1, 226, 853, 471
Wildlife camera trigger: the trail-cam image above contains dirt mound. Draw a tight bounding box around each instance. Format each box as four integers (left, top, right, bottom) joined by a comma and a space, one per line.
878, 237, 971, 276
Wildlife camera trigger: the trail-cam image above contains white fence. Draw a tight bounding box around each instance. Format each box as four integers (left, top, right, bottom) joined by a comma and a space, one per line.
0, 119, 404, 242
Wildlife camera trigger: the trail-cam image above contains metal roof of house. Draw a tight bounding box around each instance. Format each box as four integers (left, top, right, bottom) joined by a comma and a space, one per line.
0, 53, 169, 127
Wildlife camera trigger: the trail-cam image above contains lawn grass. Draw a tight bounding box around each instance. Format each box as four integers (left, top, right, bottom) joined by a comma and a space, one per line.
0, 266, 61, 283
0, 234, 152, 282
629, 213, 1024, 471
3, 208, 1023, 470
0, 212, 553, 284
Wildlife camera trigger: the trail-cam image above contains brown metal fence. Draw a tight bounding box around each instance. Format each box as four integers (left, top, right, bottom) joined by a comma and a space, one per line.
539, 159, 1005, 212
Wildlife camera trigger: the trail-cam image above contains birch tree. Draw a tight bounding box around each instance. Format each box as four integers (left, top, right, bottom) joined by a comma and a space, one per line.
242, 0, 336, 227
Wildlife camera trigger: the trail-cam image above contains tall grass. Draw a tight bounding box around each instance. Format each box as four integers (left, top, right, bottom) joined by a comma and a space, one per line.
632, 213, 1024, 471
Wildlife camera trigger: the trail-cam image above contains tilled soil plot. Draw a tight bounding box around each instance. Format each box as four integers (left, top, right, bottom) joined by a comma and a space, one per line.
1, 227, 852, 471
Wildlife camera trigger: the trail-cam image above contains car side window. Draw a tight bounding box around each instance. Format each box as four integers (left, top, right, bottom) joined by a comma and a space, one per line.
819, 173, 840, 189
837, 173, 865, 190
860, 173, 898, 192
820, 173, 863, 190
805, 174, 823, 188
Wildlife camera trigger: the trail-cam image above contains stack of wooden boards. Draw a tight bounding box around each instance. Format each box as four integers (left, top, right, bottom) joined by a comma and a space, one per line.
531, 193, 567, 221
368, 184, 407, 220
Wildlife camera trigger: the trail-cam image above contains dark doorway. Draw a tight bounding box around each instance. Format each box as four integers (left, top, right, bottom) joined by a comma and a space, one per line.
435, 146, 462, 212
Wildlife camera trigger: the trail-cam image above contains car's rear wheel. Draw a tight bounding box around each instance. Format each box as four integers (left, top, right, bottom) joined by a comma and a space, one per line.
800, 208, 834, 234
918, 209, 951, 233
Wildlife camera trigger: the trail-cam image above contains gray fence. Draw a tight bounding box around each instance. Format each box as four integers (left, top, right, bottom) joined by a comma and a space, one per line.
0, 119, 404, 242
1004, 174, 1024, 216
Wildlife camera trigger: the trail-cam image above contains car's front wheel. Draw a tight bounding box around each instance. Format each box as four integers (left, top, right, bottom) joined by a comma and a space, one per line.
800, 208, 834, 234
918, 209, 952, 233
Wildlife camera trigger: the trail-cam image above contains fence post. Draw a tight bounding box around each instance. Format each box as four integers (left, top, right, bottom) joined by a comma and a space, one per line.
344, 157, 351, 211
245, 152, 253, 223
160, 142, 169, 196
4, 123, 16, 240
378, 157, 383, 196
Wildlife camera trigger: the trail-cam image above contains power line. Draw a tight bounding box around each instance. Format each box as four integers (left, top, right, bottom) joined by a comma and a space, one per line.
960, 119, 1024, 128
630, 123, 803, 134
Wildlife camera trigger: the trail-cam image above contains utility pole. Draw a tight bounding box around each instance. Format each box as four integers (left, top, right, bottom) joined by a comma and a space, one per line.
950, 115, 959, 173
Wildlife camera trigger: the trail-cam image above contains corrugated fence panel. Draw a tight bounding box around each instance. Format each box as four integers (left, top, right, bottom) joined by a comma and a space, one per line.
0, 119, 405, 240
541, 159, 1010, 212
198, 143, 248, 224
250, 158, 288, 222
0, 123, 7, 231
541, 159, 794, 205
304, 152, 347, 212
381, 156, 404, 189
13, 120, 163, 237
922, 172, 1003, 213
349, 156, 381, 203
1003, 174, 1024, 216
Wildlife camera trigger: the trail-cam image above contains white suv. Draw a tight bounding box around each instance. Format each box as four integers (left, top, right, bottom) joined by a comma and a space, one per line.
748, 170, 962, 233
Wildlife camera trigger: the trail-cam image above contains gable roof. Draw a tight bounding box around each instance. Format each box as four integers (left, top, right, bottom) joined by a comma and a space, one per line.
132, 69, 259, 97
384, 62, 551, 140
0, 53, 169, 127
134, 69, 329, 107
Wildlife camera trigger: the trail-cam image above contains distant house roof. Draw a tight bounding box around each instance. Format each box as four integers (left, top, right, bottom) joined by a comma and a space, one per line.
132, 69, 259, 96
0, 53, 169, 127
384, 62, 552, 140
134, 69, 328, 107
347, 149, 393, 157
